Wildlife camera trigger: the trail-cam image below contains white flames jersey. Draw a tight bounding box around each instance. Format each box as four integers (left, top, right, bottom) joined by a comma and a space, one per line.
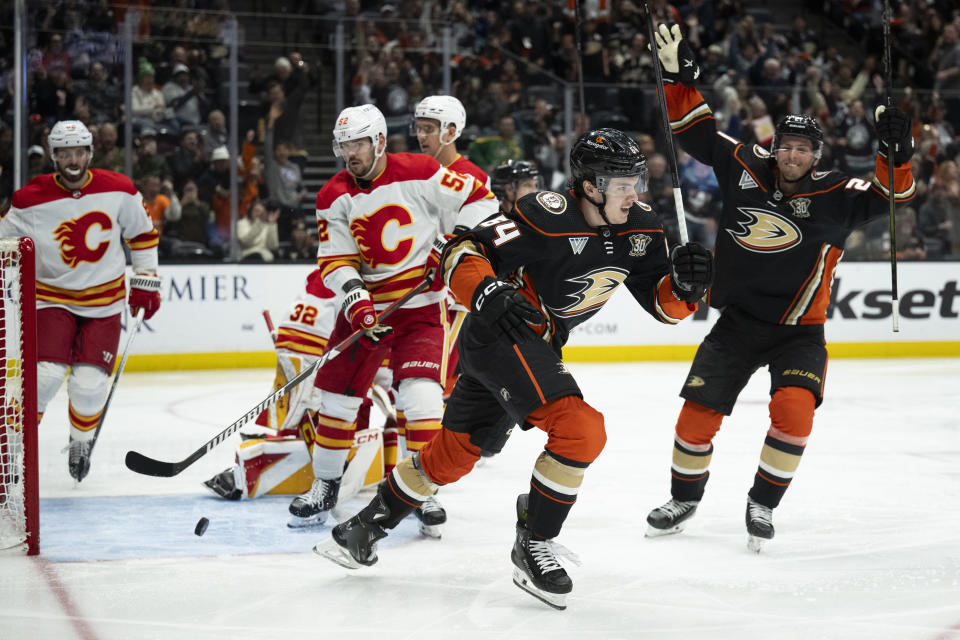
0, 170, 159, 318
315, 152, 497, 309
274, 270, 338, 358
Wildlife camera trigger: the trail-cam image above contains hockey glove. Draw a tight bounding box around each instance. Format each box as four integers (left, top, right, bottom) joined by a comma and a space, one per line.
128, 272, 162, 320
343, 280, 393, 345
653, 23, 700, 85
670, 242, 713, 303
424, 233, 450, 292
471, 277, 544, 344
875, 105, 914, 166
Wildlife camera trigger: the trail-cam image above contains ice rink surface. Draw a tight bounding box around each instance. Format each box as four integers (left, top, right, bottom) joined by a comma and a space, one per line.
2, 358, 959, 640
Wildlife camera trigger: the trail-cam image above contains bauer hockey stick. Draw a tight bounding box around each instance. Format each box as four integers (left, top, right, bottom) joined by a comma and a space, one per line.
882, 0, 901, 332
124, 279, 430, 477
75, 306, 146, 483
644, 1, 690, 245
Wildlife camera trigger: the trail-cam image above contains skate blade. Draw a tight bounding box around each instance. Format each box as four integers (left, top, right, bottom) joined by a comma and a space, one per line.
313, 537, 365, 570
644, 522, 687, 538
418, 522, 442, 539
512, 567, 568, 610
287, 512, 329, 529
747, 535, 768, 553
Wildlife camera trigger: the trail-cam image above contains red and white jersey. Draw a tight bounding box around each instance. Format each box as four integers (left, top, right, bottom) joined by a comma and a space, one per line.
315, 152, 497, 309
0, 170, 159, 318
447, 154, 490, 191
274, 269, 338, 358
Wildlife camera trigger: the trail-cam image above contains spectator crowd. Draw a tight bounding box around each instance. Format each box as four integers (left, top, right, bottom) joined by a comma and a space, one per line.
2, 0, 960, 262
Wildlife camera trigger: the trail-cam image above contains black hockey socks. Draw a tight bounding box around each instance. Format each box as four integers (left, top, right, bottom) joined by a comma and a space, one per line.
527, 450, 588, 539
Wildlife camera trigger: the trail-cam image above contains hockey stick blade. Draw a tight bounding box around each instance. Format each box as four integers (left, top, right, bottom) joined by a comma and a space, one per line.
124, 279, 430, 478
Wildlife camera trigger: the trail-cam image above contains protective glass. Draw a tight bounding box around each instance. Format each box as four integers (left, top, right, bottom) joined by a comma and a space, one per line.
598, 169, 649, 196
332, 137, 372, 159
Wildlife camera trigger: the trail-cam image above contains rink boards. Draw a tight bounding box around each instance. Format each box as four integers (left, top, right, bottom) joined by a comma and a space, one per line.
121, 261, 960, 371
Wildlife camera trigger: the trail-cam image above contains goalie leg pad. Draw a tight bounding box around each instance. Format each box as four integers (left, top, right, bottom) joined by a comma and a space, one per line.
37, 361, 69, 414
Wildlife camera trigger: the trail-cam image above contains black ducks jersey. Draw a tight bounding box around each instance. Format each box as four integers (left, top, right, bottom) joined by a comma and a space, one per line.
665, 83, 916, 325
439, 189, 695, 348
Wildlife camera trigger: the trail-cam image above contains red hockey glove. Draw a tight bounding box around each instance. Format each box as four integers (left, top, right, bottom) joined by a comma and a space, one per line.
342, 280, 392, 345
425, 233, 450, 292
128, 272, 162, 320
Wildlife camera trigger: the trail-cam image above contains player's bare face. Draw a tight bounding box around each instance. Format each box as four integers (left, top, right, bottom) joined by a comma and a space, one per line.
415, 119, 442, 158
515, 178, 539, 201
603, 176, 643, 224
775, 135, 817, 183
340, 138, 376, 178
54, 147, 91, 187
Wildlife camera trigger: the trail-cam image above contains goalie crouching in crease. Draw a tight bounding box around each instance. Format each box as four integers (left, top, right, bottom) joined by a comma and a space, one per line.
314, 128, 714, 610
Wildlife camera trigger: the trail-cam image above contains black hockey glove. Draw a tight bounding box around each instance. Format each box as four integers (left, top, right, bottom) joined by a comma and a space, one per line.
471, 277, 545, 343
670, 242, 713, 303
875, 105, 914, 166
652, 23, 700, 86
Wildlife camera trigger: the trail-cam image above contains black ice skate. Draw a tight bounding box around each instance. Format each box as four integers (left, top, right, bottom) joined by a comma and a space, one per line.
314, 496, 390, 569
510, 493, 579, 610
67, 437, 91, 483
745, 498, 775, 553
287, 477, 340, 528
645, 498, 699, 537
414, 494, 446, 538
202, 467, 242, 500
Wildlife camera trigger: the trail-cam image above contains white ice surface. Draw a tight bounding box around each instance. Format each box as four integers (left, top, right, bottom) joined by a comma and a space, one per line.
2, 358, 959, 639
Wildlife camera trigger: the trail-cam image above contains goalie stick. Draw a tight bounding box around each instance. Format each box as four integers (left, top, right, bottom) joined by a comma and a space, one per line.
74, 307, 146, 483
124, 279, 429, 478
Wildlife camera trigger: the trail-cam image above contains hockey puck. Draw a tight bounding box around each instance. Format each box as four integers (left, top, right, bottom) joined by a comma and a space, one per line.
194, 517, 210, 536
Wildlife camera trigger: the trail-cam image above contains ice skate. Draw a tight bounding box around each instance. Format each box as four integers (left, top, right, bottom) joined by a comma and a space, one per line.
288, 477, 340, 528
202, 467, 241, 500
510, 493, 579, 610
314, 496, 390, 569
67, 437, 91, 483
645, 498, 699, 537
414, 494, 446, 538
745, 498, 774, 553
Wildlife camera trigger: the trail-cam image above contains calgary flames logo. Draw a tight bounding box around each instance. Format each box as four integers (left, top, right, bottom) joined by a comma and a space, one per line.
726, 207, 801, 253
349, 205, 415, 268
548, 268, 628, 318
54, 211, 113, 267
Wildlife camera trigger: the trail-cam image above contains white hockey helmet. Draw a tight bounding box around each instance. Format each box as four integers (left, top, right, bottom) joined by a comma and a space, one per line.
414, 95, 466, 144
331, 104, 387, 159
48, 120, 93, 155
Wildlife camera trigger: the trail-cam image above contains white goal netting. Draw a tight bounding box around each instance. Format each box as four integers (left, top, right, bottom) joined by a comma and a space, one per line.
0, 237, 30, 551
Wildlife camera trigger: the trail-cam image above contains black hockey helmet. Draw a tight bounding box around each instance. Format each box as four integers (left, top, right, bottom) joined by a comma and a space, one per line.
569, 128, 648, 197
491, 159, 541, 199
772, 114, 824, 158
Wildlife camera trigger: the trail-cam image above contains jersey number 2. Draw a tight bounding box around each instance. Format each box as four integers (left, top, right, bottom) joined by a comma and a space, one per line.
479, 215, 520, 247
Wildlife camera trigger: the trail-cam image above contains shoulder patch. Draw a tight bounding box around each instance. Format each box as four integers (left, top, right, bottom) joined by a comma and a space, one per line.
753, 144, 772, 159
536, 191, 567, 214
636, 200, 652, 212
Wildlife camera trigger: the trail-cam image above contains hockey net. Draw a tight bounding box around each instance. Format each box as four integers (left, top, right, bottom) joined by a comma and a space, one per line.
0, 237, 38, 555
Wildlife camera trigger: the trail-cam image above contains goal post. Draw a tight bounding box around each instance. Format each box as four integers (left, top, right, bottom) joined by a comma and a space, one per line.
0, 237, 38, 556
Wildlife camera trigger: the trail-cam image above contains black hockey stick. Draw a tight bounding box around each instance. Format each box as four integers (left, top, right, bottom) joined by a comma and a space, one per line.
75, 307, 145, 483
124, 279, 429, 477
882, 0, 901, 332
644, 2, 690, 245
572, 0, 587, 120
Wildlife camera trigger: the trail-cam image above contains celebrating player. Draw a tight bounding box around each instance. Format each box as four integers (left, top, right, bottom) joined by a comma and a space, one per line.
644, 24, 916, 551
0, 120, 162, 481
490, 159, 542, 214
287, 104, 498, 534
314, 128, 713, 610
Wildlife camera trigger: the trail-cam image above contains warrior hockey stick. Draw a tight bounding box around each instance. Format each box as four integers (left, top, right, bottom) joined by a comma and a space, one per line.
882, 0, 901, 332
76, 307, 146, 483
124, 279, 429, 477
644, 2, 690, 245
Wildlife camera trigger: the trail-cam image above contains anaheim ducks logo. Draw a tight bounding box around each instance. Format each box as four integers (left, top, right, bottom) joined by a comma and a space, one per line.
54, 211, 113, 267
726, 207, 801, 253
547, 267, 628, 318
349, 204, 414, 268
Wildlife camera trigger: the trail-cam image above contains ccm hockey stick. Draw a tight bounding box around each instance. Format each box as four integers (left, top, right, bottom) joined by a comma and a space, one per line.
644, 1, 690, 244
74, 307, 146, 483
125, 279, 429, 477
881, 0, 901, 332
